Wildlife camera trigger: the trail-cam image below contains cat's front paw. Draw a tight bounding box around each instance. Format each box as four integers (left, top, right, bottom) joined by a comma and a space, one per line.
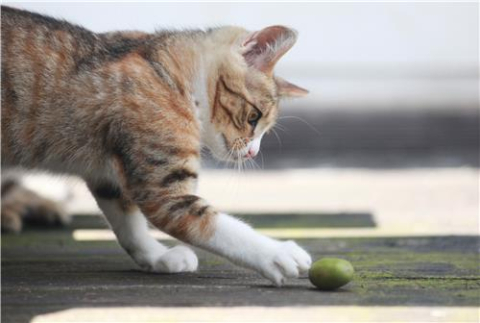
259, 240, 312, 286
152, 245, 199, 273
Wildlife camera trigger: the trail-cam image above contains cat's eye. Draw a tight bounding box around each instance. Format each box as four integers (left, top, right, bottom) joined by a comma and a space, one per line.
248, 109, 262, 128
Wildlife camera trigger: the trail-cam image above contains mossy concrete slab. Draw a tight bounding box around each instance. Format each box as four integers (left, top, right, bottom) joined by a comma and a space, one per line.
2, 220, 479, 323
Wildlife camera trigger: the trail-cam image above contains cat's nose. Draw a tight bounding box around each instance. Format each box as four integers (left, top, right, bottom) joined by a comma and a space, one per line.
245, 147, 258, 159
244, 136, 262, 158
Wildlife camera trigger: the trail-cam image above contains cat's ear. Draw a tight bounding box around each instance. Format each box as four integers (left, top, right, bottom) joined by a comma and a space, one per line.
242, 25, 297, 76
275, 76, 309, 98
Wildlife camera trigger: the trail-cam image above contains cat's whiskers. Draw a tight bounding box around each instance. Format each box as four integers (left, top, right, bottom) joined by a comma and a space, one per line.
258, 150, 265, 170
240, 140, 250, 173
237, 150, 243, 174
278, 115, 322, 137
223, 147, 240, 197
270, 127, 283, 149
223, 146, 236, 170
246, 157, 258, 171
273, 122, 288, 132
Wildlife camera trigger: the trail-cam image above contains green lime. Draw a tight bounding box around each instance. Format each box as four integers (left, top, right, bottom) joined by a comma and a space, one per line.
308, 258, 354, 290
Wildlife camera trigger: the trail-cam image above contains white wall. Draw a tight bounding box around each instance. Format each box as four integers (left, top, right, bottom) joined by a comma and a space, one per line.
4, 2, 479, 110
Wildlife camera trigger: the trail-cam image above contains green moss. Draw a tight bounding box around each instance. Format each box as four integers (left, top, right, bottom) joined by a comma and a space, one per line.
200, 258, 224, 266
330, 246, 480, 304
355, 271, 397, 279
343, 250, 479, 273
346, 276, 480, 305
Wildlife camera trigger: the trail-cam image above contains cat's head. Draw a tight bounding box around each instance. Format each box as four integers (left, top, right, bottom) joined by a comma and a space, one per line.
203, 25, 308, 162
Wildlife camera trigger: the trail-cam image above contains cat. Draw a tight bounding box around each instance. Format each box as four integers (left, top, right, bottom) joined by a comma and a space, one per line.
1, 6, 311, 286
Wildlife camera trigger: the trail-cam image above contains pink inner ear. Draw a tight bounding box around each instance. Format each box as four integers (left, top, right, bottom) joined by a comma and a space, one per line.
242, 26, 297, 75
244, 26, 287, 50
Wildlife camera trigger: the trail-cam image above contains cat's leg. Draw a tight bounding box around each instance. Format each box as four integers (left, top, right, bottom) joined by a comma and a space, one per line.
117, 157, 311, 286
138, 192, 310, 286
204, 212, 312, 286
87, 183, 198, 273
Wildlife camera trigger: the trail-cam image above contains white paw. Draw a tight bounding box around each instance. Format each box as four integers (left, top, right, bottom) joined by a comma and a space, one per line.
152, 245, 199, 273
258, 240, 312, 286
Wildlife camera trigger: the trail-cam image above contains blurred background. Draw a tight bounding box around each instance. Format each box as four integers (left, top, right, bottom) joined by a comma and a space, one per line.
5, 2, 479, 236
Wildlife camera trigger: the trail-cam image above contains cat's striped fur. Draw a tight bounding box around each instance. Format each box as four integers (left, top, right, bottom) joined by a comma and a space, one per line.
1, 6, 310, 285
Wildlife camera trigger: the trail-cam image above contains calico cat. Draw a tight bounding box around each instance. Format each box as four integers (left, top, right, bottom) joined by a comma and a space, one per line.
1, 6, 311, 286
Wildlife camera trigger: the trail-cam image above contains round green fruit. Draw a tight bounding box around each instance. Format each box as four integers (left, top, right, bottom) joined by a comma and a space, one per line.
308, 258, 354, 290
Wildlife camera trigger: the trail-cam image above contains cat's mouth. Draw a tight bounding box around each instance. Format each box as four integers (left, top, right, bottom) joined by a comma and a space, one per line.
220, 135, 255, 161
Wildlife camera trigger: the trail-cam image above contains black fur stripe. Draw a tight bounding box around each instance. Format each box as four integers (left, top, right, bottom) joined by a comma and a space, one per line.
1, 179, 18, 197
145, 156, 168, 166
161, 168, 197, 187
194, 205, 209, 217
94, 183, 122, 199
168, 195, 200, 213
148, 60, 178, 91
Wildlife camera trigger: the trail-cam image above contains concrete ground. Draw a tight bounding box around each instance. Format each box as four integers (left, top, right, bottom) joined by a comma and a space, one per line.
2, 219, 479, 322
3, 167, 480, 322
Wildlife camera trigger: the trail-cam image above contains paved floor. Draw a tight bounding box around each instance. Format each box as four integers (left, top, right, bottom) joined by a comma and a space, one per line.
6, 166, 479, 322
2, 214, 479, 322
